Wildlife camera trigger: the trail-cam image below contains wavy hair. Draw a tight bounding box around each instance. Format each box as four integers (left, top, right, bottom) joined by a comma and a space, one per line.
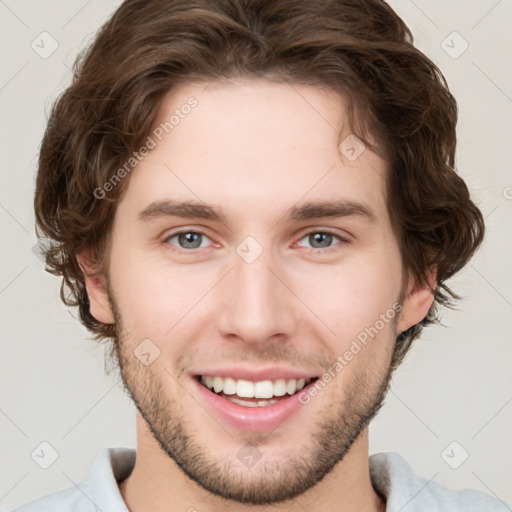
34, 0, 484, 371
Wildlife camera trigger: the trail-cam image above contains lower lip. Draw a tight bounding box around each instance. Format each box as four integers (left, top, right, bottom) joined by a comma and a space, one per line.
191, 377, 317, 432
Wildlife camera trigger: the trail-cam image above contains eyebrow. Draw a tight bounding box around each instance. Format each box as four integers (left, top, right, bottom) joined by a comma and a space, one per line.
137, 198, 376, 224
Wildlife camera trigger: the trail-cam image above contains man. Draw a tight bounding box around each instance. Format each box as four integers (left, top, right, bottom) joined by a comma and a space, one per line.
13, 0, 508, 510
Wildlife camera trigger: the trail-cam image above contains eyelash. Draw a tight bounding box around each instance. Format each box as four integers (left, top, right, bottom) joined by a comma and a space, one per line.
163, 229, 348, 254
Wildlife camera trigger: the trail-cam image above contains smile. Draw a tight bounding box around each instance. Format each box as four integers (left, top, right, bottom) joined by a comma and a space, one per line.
197, 375, 317, 407
192, 375, 320, 432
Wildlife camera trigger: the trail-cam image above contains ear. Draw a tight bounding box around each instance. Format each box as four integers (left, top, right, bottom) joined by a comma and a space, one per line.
76, 248, 115, 324
397, 267, 437, 334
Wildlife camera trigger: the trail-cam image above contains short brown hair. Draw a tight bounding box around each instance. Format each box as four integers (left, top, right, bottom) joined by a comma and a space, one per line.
35, 0, 484, 371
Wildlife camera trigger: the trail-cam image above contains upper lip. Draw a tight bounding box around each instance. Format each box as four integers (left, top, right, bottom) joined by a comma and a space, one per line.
192, 367, 320, 382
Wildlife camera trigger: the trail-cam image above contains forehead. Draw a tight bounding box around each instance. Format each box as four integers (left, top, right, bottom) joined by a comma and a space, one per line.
116, 78, 389, 227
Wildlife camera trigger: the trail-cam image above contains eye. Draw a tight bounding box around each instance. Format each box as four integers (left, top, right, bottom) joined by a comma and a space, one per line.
296, 230, 347, 252
163, 229, 348, 253
164, 230, 213, 250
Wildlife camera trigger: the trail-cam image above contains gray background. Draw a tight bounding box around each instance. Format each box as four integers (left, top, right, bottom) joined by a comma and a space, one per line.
1, 0, 511, 509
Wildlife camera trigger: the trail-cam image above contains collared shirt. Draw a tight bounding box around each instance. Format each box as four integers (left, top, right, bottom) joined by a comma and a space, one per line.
10, 447, 509, 511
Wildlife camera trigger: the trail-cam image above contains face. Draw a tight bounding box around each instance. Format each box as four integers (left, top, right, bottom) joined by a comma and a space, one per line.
82, 78, 434, 505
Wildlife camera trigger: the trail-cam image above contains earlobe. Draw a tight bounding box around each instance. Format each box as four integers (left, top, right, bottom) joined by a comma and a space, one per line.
397, 267, 437, 333
77, 249, 115, 324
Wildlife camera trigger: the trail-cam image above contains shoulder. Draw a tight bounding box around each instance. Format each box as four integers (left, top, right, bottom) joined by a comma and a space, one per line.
10, 446, 135, 512
10, 484, 93, 512
370, 452, 510, 512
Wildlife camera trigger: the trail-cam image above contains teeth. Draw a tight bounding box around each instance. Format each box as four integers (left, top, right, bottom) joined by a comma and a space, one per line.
200, 375, 311, 398
273, 379, 287, 396
237, 379, 255, 398
227, 397, 280, 407
255, 380, 273, 399
223, 377, 237, 395
213, 376, 223, 393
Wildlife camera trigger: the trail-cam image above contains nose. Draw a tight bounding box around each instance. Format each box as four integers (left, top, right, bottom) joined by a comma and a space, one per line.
216, 247, 298, 346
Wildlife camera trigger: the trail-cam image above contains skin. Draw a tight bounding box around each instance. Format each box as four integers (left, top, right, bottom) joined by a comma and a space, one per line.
78, 78, 435, 512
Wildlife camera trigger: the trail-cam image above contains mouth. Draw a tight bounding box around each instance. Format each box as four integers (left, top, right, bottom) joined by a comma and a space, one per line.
194, 374, 320, 407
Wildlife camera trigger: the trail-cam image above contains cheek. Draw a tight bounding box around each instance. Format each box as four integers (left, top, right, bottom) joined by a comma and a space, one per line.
291, 249, 403, 344
315, 261, 400, 384
109, 246, 209, 339
109, 226, 403, 351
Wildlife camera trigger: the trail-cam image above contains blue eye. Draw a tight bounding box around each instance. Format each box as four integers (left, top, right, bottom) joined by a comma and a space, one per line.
296, 230, 346, 251
165, 231, 212, 250
164, 229, 347, 253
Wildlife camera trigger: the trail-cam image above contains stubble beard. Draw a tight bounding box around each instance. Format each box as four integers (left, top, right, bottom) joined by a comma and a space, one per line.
108, 289, 397, 506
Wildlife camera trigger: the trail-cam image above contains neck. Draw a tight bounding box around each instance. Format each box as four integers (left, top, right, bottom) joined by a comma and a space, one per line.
119, 413, 385, 512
